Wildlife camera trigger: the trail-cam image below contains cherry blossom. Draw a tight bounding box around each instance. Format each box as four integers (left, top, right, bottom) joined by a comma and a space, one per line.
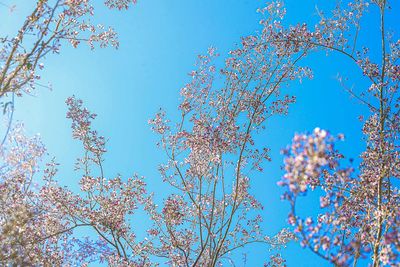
278, 1, 399, 265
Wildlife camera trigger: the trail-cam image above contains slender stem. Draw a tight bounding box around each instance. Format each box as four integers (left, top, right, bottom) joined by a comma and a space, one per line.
0, 92, 14, 147
372, 1, 387, 266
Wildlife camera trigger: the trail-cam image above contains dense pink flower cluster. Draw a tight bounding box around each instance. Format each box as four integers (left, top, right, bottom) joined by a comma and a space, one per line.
162, 195, 186, 226
279, 128, 343, 194
104, 0, 138, 10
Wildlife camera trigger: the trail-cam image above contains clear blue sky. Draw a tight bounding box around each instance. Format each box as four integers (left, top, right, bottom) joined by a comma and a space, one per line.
1, 0, 399, 266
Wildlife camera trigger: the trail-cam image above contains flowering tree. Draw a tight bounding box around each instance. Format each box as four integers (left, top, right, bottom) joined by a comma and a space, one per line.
0, 5, 139, 257
0, 0, 141, 265
277, 0, 400, 266
146, 6, 312, 261
0, 0, 140, 97
0, 0, 138, 145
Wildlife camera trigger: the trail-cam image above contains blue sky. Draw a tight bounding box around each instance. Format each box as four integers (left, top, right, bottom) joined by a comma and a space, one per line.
1, 0, 399, 266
